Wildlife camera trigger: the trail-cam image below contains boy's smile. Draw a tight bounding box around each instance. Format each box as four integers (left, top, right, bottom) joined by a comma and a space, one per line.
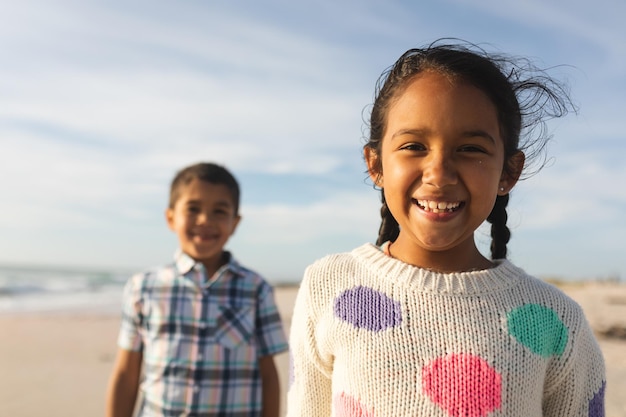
166, 179, 240, 273
367, 71, 522, 271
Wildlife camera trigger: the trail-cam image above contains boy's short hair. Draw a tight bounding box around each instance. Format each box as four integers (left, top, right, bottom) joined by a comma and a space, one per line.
169, 162, 240, 214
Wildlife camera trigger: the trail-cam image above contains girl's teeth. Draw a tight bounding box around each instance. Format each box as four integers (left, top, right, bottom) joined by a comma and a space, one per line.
418, 200, 460, 213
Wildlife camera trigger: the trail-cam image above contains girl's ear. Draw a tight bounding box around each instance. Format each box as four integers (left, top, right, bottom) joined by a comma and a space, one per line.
498, 151, 525, 195
364, 147, 383, 187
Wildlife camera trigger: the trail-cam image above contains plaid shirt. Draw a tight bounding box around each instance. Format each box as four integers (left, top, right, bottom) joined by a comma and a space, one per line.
117, 250, 288, 417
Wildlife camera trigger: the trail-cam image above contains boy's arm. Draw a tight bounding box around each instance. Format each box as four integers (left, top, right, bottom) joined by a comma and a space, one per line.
106, 348, 143, 417
259, 354, 281, 417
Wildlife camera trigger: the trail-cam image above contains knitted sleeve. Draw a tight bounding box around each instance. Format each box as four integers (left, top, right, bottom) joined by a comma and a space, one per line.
286, 264, 334, 417
543, 305, 606, 416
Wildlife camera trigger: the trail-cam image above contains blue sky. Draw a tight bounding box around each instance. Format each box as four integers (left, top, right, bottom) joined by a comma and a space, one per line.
1, 0, 624, 282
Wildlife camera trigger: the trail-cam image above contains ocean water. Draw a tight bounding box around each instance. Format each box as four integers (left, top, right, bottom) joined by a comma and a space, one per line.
0, 264, 132, 314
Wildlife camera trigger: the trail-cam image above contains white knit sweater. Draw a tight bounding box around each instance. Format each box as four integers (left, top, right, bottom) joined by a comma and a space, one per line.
287, 243, 605, 417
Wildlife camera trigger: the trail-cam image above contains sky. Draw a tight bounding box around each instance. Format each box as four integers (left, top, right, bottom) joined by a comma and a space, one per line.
1, 0, 624, 283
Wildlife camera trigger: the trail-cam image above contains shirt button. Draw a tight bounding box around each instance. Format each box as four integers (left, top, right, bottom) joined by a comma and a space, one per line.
197, 354, 203, 360
193, 385, 199, 393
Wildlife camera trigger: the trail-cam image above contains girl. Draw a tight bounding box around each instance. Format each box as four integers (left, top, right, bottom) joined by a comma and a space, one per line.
287, 41, 606, 417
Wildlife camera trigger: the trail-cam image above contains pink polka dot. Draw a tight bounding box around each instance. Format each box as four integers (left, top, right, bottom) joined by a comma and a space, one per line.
422, 353, 501, 417
334, 392, 374, 417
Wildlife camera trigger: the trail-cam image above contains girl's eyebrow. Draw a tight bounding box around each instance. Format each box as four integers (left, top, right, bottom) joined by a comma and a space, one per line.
391, 128, 496, 144
462, 130, 496, 144
391, 128, 430, 139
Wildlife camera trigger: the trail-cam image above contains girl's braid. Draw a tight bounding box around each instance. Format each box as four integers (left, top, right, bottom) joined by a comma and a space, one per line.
487, 194, 511, 259
376, 191, 400, 246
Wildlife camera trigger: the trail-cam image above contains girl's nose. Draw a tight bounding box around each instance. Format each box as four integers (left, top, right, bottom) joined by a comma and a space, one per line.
422, 153, 458, 188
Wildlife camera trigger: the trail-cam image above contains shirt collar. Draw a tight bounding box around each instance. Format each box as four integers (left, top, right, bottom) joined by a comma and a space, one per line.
173, 249, 245, 279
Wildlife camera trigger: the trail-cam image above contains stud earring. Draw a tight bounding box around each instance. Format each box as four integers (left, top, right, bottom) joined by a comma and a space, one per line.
499, 187, 505, 191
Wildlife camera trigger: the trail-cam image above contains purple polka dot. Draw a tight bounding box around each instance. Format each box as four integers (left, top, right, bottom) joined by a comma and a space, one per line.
334, 286, 402, 331
588, 380, 605, 417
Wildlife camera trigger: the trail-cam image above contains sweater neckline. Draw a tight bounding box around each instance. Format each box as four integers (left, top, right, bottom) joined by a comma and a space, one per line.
352, 243, 525, 295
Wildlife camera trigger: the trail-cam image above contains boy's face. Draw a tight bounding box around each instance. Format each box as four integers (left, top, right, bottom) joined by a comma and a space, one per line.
166, 178, 240, 267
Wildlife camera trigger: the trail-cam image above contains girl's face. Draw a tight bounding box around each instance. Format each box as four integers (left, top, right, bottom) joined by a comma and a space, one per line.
366, 71, 522, 272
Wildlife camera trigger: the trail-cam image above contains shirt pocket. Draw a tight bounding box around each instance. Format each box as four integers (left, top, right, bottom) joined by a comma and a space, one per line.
214, 303, 255, 349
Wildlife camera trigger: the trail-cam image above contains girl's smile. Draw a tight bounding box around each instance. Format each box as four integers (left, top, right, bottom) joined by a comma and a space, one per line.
415, 199, 462, 214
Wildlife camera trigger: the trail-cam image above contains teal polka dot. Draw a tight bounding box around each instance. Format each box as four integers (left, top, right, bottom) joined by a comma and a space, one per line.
506, 304, 568, 357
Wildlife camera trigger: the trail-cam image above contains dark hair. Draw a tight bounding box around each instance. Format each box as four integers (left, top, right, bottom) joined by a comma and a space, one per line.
364, 39, 575, 259
169, 162, 240, 214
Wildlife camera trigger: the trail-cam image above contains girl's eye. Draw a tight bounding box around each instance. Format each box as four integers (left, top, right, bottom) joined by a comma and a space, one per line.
400, 143, 426, 151
458, 145, 487, 153
187, 206, 201, 214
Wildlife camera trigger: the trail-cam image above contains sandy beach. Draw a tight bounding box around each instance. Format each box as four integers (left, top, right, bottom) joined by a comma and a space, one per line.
1, 283, 624, 417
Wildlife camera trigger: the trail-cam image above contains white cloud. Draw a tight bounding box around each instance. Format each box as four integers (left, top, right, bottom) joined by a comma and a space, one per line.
1, 3, 370, 179
449, 0, 626, 70
510, 149, 626, 230
238, 191, 380, 245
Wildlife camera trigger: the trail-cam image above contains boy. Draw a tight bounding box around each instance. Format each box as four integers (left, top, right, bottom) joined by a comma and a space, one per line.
106, 162, 288, 417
